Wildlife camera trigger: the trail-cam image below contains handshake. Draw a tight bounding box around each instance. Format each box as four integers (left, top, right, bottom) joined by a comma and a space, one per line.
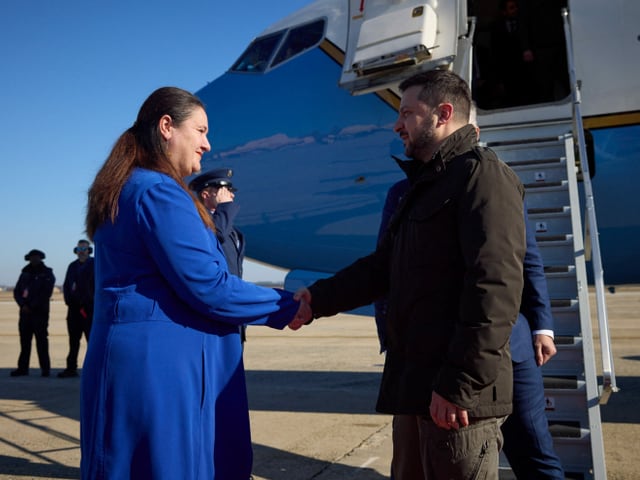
288, 287, 313, 330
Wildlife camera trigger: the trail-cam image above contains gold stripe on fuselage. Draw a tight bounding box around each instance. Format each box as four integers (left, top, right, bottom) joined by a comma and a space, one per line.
583, 111, 640, 130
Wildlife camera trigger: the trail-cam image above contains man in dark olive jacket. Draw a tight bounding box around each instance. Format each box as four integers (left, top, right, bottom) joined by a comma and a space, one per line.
12, 249, 56, 377
294, 70, 526, 479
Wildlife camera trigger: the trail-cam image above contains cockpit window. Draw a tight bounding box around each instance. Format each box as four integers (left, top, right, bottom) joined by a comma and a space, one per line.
231, 31, 285, 73
230, 18, 325, 74
271, 19, 325, 67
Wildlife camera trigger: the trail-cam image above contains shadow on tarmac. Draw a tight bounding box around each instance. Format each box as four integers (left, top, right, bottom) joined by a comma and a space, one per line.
252, 443, 388, 480
0, 368, 81, 420
0, 368, 82, 478
599, 373, 640, 424
0, 369, 382, 419
0, 455, 79, 479
246, 370, 381, 413
0, 368, 387, 479
7, 363, 638, 480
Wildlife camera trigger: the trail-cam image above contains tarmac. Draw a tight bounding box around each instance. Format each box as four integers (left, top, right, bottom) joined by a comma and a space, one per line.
0, 287, 638, 480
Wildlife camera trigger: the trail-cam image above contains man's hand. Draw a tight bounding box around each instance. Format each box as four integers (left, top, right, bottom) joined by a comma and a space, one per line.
288, 287, 313, 330
215, 186, 234, 203
429, 391, 469, 430
288, 299, 312, 330
294, 287, 311, 304
533, 334, 557, 366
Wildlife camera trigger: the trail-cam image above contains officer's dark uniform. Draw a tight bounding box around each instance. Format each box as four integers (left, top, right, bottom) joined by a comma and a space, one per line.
60, 246, 95, 377
189, 169, 247, 339
12, 249, 55, 376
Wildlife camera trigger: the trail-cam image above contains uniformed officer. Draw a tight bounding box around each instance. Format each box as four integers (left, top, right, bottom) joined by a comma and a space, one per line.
189, 168, 247, 340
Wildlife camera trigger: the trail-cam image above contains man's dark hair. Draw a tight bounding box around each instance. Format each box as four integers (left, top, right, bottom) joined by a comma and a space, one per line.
398, 69, 471, 123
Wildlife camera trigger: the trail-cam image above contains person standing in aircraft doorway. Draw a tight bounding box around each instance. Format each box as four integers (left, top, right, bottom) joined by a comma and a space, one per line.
374, 104, 565, 479
58, 239, 95, 378
294, 69, 526, 480
189, 168, 247, 342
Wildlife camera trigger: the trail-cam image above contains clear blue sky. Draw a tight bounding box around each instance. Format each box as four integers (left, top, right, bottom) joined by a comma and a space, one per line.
0, 0, 311, 286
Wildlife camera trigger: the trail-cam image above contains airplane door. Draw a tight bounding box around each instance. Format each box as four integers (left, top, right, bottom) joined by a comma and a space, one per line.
340, 0, 467, 95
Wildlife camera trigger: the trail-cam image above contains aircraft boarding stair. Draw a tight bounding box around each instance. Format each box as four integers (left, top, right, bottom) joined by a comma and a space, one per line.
480, 116, 607, 480
338, 2, 616, 477
480, 10, 617, 477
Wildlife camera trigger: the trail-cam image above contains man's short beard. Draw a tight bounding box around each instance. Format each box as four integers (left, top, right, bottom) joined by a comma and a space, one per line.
406, 122, 437, 161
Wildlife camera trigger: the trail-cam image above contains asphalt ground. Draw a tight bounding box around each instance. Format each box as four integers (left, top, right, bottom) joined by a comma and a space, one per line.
0, 287, 638, 479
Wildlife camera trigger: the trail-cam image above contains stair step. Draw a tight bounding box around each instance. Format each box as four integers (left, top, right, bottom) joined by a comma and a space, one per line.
529, 206, 569, 215
549, 421, 583, 438
550, 298, 577, 308
505, 157, 563, 167
544, 375, 579, 389
545, 265, 571, 273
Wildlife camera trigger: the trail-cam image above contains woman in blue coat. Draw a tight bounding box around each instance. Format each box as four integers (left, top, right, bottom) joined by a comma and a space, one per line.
81, 86, 307, 479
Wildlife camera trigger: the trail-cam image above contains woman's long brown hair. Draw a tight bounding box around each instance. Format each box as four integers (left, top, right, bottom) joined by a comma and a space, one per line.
85, 87, 214, 240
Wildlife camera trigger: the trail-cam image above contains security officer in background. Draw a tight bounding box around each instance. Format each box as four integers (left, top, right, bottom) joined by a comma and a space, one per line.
11, 249, 55, 377
189, 168, 247, 340
59, 239, 95, 378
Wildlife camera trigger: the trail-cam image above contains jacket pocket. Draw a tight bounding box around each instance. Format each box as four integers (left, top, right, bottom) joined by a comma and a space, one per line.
402, 197, 458, 268
407, 197, 451, 222
108, 286, 158, 323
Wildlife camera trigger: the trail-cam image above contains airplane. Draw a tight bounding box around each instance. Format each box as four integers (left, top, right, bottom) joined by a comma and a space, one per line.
193, 1, 639, 478
195, 0, 640, 288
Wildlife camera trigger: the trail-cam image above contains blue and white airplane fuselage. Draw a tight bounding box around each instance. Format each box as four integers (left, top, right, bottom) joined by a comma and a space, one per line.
195, 0, 640, 285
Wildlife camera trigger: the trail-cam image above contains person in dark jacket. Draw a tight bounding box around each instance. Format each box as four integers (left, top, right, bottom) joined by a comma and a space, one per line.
488, 0, 537, 108
11, 249, 56, 377
377, 179, 564, 478
189, 168, 247, 341
294, 70, 526, 479
189, 168, 245, 277
375, 106, 565, 478
58, 239, 95, 378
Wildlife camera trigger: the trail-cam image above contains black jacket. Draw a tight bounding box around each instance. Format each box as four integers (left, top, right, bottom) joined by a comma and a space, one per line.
63, 257, 95, 309
14, 262, 56, 314
309, 125, 525, 417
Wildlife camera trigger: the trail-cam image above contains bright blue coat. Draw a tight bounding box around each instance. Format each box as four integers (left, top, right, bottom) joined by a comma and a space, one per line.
80, 168, 298, 479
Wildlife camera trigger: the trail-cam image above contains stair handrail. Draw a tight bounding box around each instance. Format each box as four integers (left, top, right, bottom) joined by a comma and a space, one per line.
561, 8, 618, 404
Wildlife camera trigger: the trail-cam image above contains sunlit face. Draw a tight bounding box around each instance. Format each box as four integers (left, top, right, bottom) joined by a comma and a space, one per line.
394, 86, 439, 161
164, 106, 211, 177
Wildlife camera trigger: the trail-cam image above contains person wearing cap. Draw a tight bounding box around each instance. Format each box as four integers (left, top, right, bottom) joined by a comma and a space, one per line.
11, 249, 56, 377
189, 168, 247, 341
58, 239, 95, 378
